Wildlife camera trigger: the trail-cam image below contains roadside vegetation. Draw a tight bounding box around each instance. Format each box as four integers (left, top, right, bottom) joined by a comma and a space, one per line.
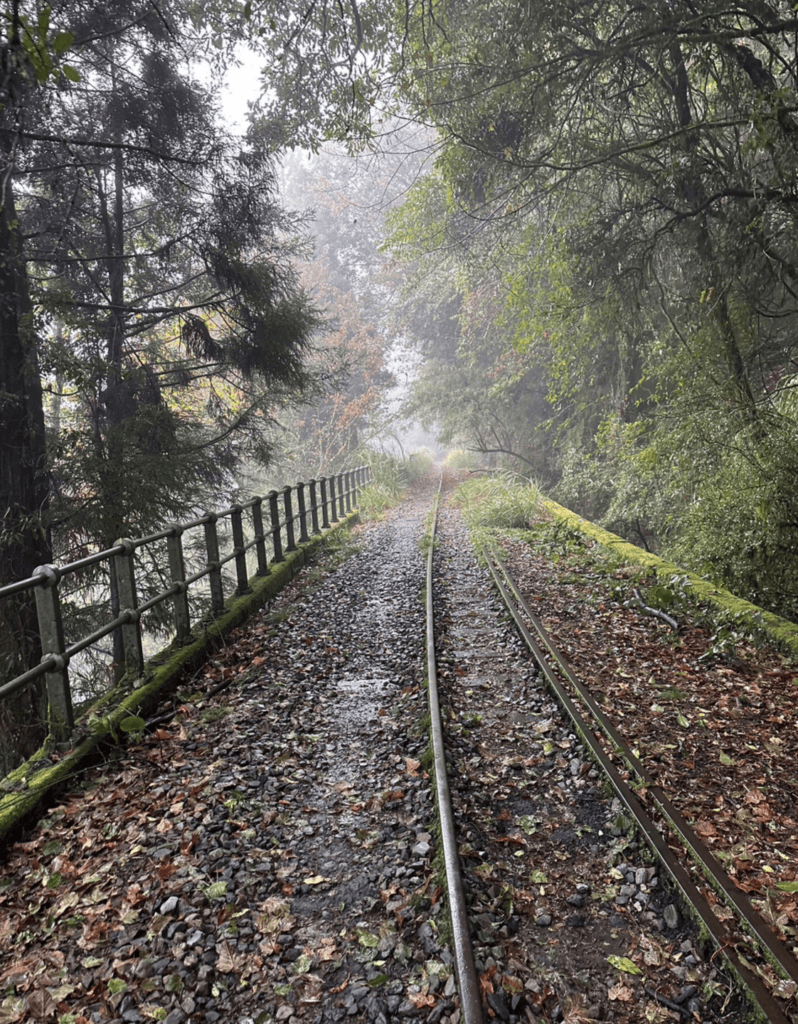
452, 474, 542, 533
357, 449, 436, 520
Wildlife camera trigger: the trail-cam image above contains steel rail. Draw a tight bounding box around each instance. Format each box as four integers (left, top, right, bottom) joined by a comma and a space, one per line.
482, 544, 794, 1024
489, 548, 798, 992
426, 482, 484, 1024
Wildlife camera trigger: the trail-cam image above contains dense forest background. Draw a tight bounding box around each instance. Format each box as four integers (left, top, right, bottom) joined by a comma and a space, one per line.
3, 0, 798, 702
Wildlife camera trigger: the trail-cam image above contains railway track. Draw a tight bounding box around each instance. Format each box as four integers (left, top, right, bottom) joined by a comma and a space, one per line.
2, 476, 796, 1024
425, 482, 798, 1024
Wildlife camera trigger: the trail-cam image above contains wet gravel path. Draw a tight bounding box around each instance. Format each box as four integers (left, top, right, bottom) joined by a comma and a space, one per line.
0, 480, 746, 1024
0, 485, 450, 1024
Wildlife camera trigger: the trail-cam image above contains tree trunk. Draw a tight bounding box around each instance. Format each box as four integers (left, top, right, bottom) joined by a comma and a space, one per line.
0, 128, 51, 765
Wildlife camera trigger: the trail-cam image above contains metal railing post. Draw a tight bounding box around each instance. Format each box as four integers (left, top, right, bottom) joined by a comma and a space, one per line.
344, 470, 353, 513
203, 514, 225, 615
283, 486, 297, 552
328, 475, 339, 523
337, 472, 346, 518
319, 477, 330, 529
296, 482, 309, 543
308, 479, 321, 535
252, 498, 269, 575
113, 540, 144, 676
167, 527, 191, 639
33, 565, 74, 742
268, 490, 284, 562
230, 505, 250, 594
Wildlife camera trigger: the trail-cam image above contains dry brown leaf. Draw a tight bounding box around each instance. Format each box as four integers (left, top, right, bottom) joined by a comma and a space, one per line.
608, 984, 633, 1002
479, 966, 497, 995
216, 941, 237, 973
26, 988, 57, 1019
316, 939, 337, 962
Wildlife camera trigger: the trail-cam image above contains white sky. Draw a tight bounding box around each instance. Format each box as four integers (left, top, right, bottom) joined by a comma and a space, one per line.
217, 47, 263, 133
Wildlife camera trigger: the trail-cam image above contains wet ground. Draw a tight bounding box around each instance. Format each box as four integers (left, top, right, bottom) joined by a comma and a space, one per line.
0, 483, 442, 1024
0, 478, 756, 1023
431, 498, 738, 1024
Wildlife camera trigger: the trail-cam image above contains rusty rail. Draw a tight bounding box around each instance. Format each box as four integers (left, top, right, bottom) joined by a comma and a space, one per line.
425, 477, 484, 1024
483, 543, 797, 1024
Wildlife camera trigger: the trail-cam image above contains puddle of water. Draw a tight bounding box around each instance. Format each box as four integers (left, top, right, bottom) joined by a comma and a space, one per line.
323, 674, 392, 786
336, 675, 388, 695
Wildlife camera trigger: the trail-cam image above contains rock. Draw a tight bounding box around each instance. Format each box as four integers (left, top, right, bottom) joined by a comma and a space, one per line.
663, 904, 680, 929
486, 991, 510, 1021
160, 896, 179, 914
396, 999, 422, 1017
534, 914, 552, 927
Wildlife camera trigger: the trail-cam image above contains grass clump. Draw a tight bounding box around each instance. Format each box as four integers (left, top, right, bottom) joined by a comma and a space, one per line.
453, 473, 541, 530
443, 448, 480, 471
357, 449, 436, 519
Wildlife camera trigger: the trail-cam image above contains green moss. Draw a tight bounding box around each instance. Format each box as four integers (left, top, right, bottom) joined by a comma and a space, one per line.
200, 706, 231, 724
657, 687, 687, 702
541, 499, 798, 658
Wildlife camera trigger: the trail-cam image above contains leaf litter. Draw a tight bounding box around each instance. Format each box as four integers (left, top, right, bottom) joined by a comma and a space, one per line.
0, 486, 457, 1024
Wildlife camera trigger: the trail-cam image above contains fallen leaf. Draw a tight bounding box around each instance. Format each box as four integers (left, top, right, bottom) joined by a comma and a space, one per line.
315, 939, 337, 962
216, 941, 237, 973
607, 955, 643, 976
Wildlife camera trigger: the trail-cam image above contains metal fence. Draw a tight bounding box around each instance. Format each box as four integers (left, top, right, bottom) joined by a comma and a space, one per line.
0, 467, 371, 746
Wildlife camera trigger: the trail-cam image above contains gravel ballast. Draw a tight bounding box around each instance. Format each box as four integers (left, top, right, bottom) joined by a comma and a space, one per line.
0, 479, 761, 1023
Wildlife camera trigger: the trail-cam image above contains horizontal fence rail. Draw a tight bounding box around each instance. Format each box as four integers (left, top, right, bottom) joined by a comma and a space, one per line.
0, 467, 371, 750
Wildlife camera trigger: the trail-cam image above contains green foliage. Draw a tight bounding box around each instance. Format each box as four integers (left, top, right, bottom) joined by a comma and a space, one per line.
5, 5, 78, 85
406, 448, 435, 481
665, 413, 798, 622
443, 448, 480, 471
373, 0, 798, 624
355, 449, 435, 518
452, 474, 541, 530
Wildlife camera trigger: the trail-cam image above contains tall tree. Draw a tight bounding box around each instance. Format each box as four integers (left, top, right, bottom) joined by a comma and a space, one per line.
0, 0, 323, 756
0, 2, 74, 760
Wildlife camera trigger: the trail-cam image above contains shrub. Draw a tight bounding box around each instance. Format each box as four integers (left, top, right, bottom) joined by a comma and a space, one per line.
453, 472, 541, 529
